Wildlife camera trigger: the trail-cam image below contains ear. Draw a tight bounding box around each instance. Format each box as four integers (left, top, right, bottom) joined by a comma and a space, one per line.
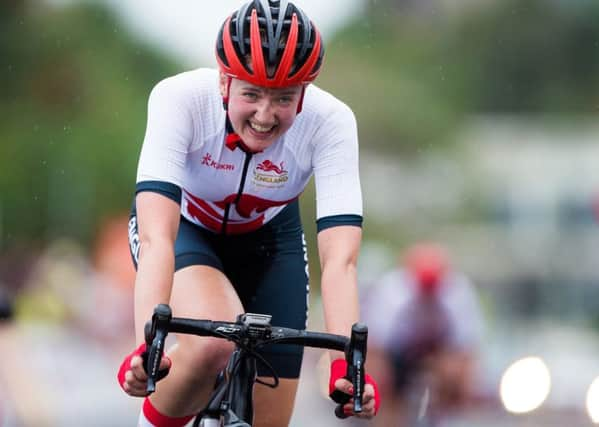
219, 71, 229, 97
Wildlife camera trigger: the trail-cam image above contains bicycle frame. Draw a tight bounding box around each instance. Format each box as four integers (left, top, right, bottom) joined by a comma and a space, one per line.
195, 346, 256, 426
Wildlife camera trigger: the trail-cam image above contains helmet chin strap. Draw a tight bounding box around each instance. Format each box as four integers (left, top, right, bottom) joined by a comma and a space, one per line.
296, 85, 306, 114
222, 76, 261, 153
222, 76, 233, 111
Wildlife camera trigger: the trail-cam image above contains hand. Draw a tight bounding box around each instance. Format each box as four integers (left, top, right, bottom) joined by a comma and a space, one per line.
333, 377, 379, 418
117, 343, 171, 397
329, 358, 381, 419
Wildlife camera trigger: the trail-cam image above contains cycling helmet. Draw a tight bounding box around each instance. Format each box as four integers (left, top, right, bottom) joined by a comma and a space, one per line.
404, 243, 449, 294
216, 0, 325, 88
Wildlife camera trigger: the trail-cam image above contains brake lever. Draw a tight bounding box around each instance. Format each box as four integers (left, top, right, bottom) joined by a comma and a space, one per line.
333, 322, 368, 419
145, 304, 172, 393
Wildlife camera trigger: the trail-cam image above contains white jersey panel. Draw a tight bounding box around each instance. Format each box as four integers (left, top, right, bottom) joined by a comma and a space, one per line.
136, 68, 362, 233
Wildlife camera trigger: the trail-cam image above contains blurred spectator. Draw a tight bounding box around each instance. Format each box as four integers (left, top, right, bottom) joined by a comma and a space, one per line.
0, 214, 138, 426
0, 285, 14, 427
362, 242, 484, 426
13, 214, 135, 346
0, 287, 13, 322
89, 214, 136, 347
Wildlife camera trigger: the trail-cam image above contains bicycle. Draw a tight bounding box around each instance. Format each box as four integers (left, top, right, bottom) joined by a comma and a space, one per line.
143, 304, 370, 427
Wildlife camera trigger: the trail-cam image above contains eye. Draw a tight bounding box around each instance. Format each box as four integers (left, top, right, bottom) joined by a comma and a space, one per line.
243, 92, 259, 101
278, 96, 293, 105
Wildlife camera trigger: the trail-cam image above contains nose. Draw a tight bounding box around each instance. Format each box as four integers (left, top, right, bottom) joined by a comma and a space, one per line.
253, 99, 275, 124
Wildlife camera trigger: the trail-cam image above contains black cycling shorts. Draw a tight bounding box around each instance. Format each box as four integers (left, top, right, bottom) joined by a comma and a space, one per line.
128, 199, 309, 378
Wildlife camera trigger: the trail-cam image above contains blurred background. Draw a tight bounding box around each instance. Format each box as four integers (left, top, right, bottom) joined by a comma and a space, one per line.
2, 0, 599, 425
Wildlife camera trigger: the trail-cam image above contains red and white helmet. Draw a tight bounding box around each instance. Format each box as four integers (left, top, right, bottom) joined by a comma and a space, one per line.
215, 0, 325, 88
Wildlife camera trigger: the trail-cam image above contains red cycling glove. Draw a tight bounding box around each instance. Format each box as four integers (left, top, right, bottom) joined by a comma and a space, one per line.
328, 358, 381, 415
117, 343, 171, 392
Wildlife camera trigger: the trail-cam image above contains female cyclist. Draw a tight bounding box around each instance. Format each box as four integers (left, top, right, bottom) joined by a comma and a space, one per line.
117, 1, 380, 426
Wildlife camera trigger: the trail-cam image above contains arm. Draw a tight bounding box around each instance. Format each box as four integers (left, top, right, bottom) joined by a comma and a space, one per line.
133, 76, 194, 342
317, 225, 362, 340
318, 225, 380, 418
133, 191, 180, 343
118, 74, 193, 395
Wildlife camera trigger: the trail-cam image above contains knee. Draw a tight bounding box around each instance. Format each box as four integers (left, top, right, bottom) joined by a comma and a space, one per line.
178, 336, 234, 378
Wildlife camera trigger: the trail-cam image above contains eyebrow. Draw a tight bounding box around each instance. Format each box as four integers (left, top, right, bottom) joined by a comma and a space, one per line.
239, 85, 299, 96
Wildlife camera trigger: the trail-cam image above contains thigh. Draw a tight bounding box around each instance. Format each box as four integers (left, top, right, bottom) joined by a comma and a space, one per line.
229, 232, 309, 379
169, 264, 243, 370
169, 217, 244, 350
138, 217, 244, 414
151, 265, 245, 416
170, 265, 243, 322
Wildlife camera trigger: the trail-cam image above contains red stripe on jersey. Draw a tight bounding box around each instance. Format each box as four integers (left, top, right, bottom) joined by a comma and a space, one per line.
185, 192, 224, 219
186, 199, 224, 232
185, 191, 298, 233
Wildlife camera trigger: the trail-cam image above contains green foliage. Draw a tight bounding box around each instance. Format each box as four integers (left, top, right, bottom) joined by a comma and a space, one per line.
318, 0, 599, 154
319, 8, 464, 155
0, 1, 178, 246
452, 0, 599, 112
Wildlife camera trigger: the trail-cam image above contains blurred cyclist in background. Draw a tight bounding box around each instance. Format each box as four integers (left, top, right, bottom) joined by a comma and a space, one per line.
362, 242, 484, 426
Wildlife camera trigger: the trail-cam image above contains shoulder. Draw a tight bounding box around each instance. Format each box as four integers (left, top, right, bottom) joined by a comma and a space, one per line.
301, 84, 356, 126
149, 68, 220, 105
438, 272, 481, 314
442, 272, 477, 296
369, 269, 413, 304
146, 69, 223, 133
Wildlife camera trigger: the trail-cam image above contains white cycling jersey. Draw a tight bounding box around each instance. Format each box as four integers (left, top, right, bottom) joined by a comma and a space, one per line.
136, 68, 362, 234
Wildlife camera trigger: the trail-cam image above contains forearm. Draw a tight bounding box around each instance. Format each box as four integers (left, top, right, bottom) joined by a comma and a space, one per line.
321, 263, 360, 335
321, 263, 360, 362
317, 225, 362, 359
134, 238, 176, 343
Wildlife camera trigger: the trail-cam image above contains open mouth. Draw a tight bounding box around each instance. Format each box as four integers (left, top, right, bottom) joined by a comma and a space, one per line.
248, 121, 277, 135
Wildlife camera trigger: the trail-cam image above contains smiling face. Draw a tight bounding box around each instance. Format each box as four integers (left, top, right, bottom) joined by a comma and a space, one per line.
220, 72, 303, 152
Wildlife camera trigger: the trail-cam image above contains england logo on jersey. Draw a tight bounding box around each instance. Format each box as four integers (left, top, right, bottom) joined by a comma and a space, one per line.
254, 159, 288, 187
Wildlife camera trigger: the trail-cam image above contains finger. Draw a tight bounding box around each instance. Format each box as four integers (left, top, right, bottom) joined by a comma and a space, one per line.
343, 395, 375, 419
360, 398, 375, 413
122, 374, 149, 397
123, 383, 149, 397
127, 383, 150, 396
130, 356, 148, 381
361, 383, 375, 403
352, 402, 375, 419
334, 378, 353, 394
361, 394, 373, 405
125, 370, 147, 388
160, 355, 172, 371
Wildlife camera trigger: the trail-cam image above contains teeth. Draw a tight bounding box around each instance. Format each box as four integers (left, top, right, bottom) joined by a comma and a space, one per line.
250, 122, 274, 133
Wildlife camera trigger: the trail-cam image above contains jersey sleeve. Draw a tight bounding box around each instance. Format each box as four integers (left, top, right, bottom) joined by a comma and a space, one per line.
136, 76, 197, 189
311, 101, 363, 228
444, 274, 485, 350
